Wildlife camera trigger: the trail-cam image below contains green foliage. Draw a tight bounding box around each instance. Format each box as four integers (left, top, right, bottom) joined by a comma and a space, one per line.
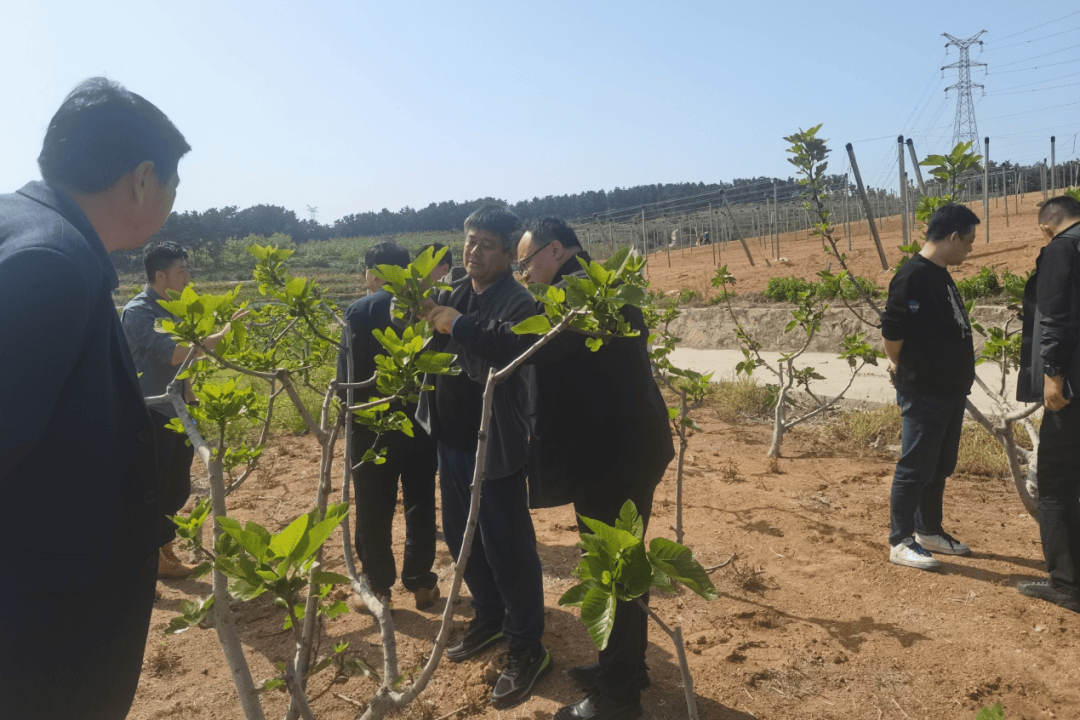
955, 266, 1000, 301
783, 124, 838, 245
914, 195, 954, 226
514, 247, 649, 351
676, 288, 702, 305
1065, 186, 1080, 202
920, 140, 983, 199
975, 702, 1005, 720
559, 500, 716, 650
764, 276, 815, 302
166, 595, 215, 635
372, 245, 451, 326
215, 504, 351, 630
953, 266, 1029, 303
763, 273, 880, 303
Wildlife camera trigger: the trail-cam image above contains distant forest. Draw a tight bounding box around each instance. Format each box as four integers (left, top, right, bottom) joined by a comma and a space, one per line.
151, 176, 847, 252
138, 158, 1063, 267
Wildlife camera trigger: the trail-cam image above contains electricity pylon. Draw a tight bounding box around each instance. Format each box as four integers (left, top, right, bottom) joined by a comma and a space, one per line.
942, 31, 987, 149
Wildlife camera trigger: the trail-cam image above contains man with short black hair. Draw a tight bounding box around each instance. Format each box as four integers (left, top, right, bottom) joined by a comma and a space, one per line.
1016, 194, 1080, 612
337, 240, 440, 610
0, 77, 190, 719
427, 217, 673, 720
122, 241, 232, 579
881, 203, 979, 571
417, 204, 551, 709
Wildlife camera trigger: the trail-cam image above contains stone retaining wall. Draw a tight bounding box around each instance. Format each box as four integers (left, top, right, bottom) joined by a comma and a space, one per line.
667, 304, 1017, 354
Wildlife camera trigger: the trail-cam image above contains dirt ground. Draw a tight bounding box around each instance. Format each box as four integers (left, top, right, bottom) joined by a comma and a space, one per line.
130, 194, 1079, 720
644, 192, 1046, 298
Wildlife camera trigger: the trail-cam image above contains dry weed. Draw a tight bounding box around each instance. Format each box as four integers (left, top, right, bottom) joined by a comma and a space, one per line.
718, 458, 744, 483
748, 666, 818, 699
147, 642, 180, 678
728, 560, 769, 595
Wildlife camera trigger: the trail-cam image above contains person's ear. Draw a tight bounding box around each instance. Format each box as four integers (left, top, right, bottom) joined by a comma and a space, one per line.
131, 161, 156, 205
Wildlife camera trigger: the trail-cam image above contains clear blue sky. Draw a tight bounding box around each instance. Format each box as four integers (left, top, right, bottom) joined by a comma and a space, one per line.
2, 1, 1077, 225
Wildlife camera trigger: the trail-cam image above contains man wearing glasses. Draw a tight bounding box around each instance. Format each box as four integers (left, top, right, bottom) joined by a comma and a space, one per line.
428, 217, 672, 720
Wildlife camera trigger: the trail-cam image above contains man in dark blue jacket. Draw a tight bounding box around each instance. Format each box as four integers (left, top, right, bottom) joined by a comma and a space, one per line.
416, 204, 551, 709
427, 217, 673, 720
337, 240, 440, 609
0, 78, 189, 719
1016, 194, 1080, 612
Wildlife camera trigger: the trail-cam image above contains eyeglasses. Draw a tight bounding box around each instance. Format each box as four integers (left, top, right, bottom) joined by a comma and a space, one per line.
513, 242, 552, 275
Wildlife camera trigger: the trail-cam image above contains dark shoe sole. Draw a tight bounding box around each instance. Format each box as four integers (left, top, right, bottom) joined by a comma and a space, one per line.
554, 694, 643, 720
1018, 581, 1080, 612
446, 629, 505, 663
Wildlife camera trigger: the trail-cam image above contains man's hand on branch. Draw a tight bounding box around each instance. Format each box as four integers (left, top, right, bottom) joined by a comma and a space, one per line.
425, 302, 461, 335
201, 309, 251, 355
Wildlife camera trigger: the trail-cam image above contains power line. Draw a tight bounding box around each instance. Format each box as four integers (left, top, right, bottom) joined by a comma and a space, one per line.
983, 24, 1080, 52
983, 9, 1080, 45
995, 42, 1080, 68
992, 57, 1080, 74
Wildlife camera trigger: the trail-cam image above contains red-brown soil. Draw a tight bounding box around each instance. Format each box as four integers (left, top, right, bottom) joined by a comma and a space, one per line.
130, 195, 1079, 720
644, 193, 1044, 298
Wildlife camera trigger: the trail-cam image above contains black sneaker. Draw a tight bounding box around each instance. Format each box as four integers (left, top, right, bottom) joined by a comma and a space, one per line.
1017, 579, 1080, 612
490, 644, 552, 709
568, 661, 651, 690
554, 688, 643, 720
446, 620, 505, 663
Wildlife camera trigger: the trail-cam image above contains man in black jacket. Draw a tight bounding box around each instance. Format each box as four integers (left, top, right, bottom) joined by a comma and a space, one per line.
1016, 194, 1080, 612
881, 204, 979, 571
416, 204, 551, 709
428, 217, 674, 720
337, 241, 440, 609
0, 78, 189, 719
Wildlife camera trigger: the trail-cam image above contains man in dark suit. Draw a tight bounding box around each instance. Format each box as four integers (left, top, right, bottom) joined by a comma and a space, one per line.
337, 240, 440, 609
0, 77, 190, 719
427, 217, 673, 720
1016, 194, 1080, 612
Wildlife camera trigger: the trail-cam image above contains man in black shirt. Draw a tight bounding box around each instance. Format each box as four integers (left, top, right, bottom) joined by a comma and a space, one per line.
881, 203, 979, 571
417, 205, 550, 709
337, 241, 440, 609
1016, 195, 1080, 612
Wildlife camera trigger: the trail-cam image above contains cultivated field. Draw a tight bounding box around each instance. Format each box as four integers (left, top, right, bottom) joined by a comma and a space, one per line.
128, 193, 1079, 720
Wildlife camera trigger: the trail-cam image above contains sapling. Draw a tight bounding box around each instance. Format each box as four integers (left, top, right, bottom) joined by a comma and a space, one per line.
647, 294, 713, 544
560, 500, 717, 720
712, 264, 883, 458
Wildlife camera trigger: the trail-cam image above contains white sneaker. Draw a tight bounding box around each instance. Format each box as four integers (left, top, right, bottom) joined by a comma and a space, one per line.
915, 532, 971, 556
890, 537, 941, 570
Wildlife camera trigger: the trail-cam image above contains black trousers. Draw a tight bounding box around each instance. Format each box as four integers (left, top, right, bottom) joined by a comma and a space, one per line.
1037, 402, 1080, 597
438, 444, 545, 649
351, 424, 438, 595
150, 409, 194, 546
574, 477, 659, 704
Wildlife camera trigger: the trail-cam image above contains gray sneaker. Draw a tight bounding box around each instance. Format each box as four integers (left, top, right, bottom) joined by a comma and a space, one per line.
915, 531, 971, 556
889, 537, 941, 570
491, 644, 552, 709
